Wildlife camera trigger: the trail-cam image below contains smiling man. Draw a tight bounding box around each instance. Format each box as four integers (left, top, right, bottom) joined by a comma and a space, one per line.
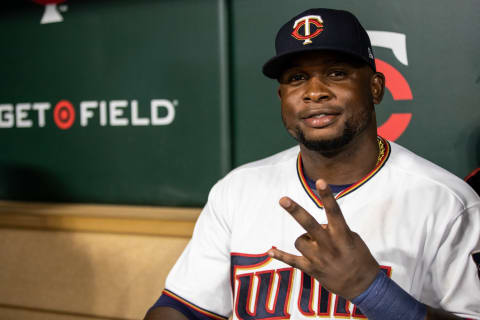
145, 8, 480, 320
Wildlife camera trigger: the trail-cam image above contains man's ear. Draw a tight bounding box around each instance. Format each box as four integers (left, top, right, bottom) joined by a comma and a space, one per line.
371, 72, 385, 104
277, 86, 282, 99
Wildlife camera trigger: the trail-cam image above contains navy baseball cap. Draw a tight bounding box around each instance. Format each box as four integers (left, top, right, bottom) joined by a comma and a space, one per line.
262, 8, 376, 79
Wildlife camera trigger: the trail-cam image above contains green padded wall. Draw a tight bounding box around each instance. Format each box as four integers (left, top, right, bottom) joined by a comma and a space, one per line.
1, 0, 479, 206
0, 0, 227, 206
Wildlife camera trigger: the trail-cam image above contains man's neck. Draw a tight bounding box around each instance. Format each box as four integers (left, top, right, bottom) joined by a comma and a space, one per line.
299, 132, 379, 186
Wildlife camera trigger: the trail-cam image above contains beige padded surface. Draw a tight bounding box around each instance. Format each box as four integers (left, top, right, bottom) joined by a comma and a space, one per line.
0, 228, 189, 320
0, 306, 113, 320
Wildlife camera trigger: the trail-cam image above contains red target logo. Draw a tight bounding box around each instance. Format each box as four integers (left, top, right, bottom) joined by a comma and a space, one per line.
53, 100, 75, 130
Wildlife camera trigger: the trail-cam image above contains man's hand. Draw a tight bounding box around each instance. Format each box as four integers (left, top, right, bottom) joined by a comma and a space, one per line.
268, 179, 379, 300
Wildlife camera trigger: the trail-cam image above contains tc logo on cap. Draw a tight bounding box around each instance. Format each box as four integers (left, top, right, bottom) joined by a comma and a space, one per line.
291, 15, 324, 45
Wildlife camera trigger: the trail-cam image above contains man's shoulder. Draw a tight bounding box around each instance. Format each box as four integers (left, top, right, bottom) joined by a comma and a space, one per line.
388, 141, 479, 206
214, 146, 299, 188
206, 146, 299, 204
230, 145, 299, 175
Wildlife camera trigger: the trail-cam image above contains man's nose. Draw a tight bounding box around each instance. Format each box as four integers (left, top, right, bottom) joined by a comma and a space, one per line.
303, 77, 332, 102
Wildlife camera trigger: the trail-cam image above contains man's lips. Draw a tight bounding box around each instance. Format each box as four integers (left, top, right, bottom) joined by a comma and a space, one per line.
300, 108, 342, 128
302, 114, 339, 128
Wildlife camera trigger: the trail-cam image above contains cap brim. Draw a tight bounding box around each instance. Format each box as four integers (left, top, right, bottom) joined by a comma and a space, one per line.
262, 47, 375, 79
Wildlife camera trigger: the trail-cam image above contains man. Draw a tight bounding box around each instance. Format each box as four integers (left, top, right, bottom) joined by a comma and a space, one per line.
145, 8, 480, 320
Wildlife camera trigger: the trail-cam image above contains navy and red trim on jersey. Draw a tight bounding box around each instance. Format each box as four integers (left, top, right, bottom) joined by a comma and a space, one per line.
150, 289, 228, 320
303, 172, 353, 194
297, 136, 391, 208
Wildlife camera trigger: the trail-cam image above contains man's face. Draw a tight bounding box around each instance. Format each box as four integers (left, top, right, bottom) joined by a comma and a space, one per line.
278, 51, 384, 154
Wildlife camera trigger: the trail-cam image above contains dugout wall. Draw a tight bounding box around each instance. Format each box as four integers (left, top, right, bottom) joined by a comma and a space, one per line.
0, 1, 479, 319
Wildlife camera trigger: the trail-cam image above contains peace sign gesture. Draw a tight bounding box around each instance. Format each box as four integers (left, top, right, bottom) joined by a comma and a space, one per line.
268, 179, 380, 300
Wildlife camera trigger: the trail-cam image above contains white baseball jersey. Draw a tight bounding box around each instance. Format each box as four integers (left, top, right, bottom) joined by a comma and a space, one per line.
163, 138, 480, 319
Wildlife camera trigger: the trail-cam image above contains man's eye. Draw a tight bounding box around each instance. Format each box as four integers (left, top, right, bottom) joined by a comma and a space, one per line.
288, 74, 306, 82
328, 70, 347, 78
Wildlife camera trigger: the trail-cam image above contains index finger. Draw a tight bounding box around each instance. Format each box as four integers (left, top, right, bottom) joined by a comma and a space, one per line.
279, 197, 328, 244
315, 179, 350, 233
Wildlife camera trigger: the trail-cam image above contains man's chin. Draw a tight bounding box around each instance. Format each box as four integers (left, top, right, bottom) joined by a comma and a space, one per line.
296, 131, 355, 154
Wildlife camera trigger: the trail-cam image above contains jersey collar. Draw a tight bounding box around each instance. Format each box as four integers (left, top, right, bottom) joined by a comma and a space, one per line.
296, 136, 391, 209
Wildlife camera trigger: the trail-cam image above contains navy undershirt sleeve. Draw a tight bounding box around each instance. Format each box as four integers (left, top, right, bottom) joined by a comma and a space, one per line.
149, 293, 215, 320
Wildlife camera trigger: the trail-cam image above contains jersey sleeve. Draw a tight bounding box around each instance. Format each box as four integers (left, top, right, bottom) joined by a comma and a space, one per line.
161, 179, 233, 319
149, 291, 225, 320
422, 203, 480, 319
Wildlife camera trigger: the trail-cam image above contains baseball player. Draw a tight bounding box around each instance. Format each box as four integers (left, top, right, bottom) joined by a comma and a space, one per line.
145, 8, 480, 320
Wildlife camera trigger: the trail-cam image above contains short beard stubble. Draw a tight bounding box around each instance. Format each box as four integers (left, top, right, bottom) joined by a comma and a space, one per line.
290, 110, 374, 155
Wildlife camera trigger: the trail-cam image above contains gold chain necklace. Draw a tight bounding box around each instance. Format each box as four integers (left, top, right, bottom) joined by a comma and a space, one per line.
376, 137, 385, 166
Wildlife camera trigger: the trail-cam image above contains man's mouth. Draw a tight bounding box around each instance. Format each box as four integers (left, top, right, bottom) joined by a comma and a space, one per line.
302, 113, 340, 128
